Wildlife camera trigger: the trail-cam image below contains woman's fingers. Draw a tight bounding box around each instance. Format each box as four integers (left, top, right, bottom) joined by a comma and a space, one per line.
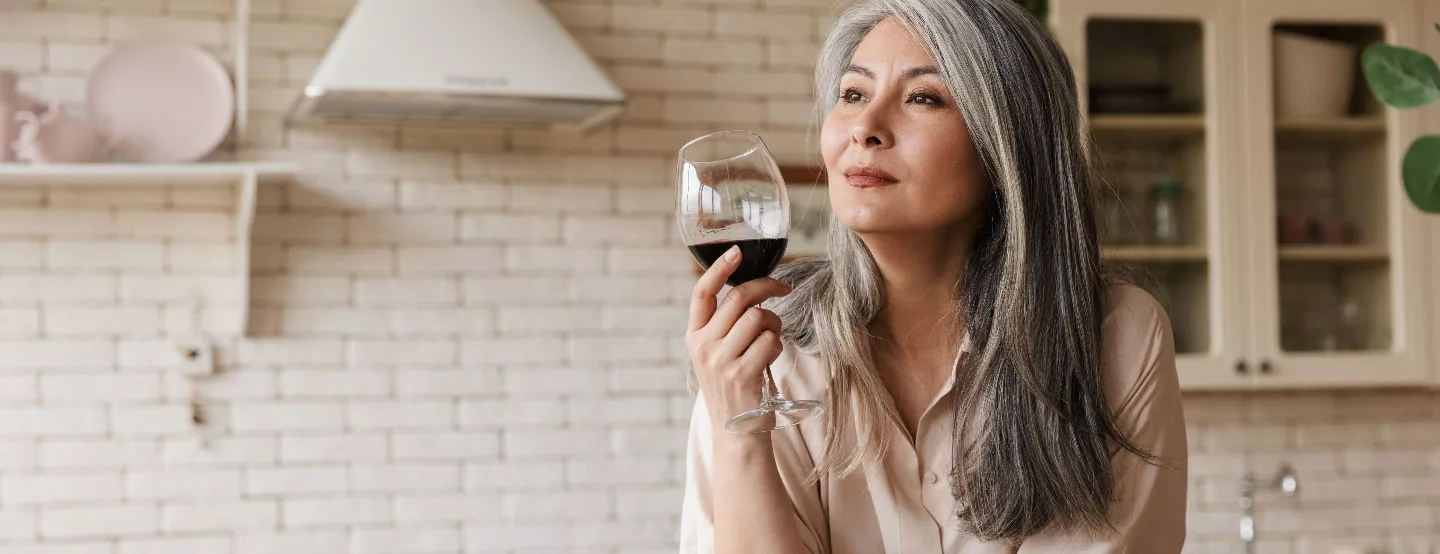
738, 330, 784, 375
684, 244, 791, 420
718, 307, 783, 361
705, 277, 791, 337
687, 245, 741, 332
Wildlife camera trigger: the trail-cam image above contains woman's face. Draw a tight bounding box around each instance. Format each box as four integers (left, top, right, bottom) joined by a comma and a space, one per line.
820, 17, 991, 236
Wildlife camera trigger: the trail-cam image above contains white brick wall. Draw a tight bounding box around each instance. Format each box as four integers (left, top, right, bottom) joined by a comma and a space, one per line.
118, 536, 232, 554
126, 469, 242, 500
394, 493, 502, 524
234, 531, 346, 554
246, 466, 348, 495
1, 1, 1436, 553
279, 434, 387, 463
1, 472, 123, 505
284, 496, 392, 528
162, 501, 278, 532
40, 505, 159, 538
350, 463, 458, 493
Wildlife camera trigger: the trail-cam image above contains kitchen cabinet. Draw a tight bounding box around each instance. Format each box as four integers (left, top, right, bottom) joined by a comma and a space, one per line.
1054, 0, 1433, 390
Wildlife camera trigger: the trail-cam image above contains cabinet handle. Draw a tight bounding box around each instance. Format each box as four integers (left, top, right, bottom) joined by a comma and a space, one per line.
1235, 360, 1249, 374
1260, 360, 1273, 374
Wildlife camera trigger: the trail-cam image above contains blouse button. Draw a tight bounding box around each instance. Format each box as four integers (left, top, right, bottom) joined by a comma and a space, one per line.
925, 472, 939, 484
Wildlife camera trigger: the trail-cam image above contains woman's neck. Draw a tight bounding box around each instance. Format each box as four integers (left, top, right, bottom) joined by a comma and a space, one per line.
864, 228, 972, 357
863, 226, 977, 436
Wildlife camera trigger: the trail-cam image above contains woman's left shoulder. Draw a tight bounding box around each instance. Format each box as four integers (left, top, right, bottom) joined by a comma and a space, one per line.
1099, 283, 1177, 413
1102, 282, 1170, 334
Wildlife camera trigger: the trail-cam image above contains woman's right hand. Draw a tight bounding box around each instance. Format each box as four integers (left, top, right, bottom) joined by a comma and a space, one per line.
686, 245, 792, 431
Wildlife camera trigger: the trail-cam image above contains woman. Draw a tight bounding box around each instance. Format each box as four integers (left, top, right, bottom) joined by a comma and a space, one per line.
678, 0, 1187, 551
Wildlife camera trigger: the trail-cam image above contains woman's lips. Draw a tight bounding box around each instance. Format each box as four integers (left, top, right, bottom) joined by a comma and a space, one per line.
843, 166, 898, 188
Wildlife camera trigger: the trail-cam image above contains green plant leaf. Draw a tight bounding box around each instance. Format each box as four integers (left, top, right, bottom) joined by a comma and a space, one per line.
1403, 136, 1440, 214
1362, 43, 1440, 108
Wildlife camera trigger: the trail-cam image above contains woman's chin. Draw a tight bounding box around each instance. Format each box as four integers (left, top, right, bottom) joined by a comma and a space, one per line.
835, 205, 894, 231
839, 215, 956, 243
836, 216, 916, 236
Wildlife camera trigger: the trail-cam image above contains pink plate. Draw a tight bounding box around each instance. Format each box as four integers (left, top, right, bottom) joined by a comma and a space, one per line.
87, 39, 235, 163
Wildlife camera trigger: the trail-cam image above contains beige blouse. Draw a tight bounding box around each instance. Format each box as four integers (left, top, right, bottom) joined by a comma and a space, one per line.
680, 284, 1188, 553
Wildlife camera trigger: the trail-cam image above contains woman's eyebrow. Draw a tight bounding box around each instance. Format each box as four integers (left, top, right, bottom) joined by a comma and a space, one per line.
843, 64, 940, 80
902, 66, 940, 79
843, 64, 877, 79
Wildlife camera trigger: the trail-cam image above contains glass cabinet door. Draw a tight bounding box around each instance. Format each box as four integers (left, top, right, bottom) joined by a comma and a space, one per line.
1241, 0, 1429, 387
1054, 0, 1248, 389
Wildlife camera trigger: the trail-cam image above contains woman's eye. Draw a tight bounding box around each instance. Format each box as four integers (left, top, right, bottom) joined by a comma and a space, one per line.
909, 93, 942, 106
840, 88, 864, 103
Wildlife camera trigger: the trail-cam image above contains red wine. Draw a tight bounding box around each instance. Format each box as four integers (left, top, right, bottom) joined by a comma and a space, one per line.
689, 238, 788, 286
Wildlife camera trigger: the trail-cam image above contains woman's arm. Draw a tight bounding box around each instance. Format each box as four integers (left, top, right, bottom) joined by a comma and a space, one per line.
681, 394, 818, 554
678, 246, 819, 554
713, 438, 811, 552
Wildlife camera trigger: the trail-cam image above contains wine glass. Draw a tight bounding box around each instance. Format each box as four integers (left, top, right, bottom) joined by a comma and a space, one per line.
676, 130, 825, 433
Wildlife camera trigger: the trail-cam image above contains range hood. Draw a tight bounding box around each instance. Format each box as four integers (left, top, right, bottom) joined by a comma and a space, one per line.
289, 0, 626, 132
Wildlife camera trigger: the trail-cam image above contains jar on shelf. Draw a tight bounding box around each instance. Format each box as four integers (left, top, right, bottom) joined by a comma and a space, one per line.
1149, 179, 1185, 245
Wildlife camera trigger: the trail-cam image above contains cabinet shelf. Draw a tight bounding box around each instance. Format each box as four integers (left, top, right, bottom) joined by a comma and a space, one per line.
1102, 245, 1208, 262
1277, 245, 1389, 262
1275, 117, 1385, 141
1090, 114, 1205, 136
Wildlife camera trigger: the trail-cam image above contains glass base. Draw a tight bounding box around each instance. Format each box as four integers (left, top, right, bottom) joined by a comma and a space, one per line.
724, 399, 825, 433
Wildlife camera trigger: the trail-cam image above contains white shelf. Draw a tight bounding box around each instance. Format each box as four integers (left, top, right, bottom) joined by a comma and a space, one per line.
0, 2, 267, 343
0, 162, 297, 186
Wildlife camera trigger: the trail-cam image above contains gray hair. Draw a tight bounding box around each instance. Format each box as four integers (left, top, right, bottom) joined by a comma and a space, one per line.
772, 0, 1156, 541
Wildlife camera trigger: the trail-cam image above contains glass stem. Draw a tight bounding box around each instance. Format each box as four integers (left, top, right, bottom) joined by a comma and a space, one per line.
760, 366, 782, 410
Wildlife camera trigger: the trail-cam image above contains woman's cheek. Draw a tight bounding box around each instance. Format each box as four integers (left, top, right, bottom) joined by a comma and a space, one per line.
819, 127, 849, 185
819, 116, 847, 159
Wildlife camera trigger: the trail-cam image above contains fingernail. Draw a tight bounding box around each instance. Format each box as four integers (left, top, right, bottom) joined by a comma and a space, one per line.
724, 245, 740, 262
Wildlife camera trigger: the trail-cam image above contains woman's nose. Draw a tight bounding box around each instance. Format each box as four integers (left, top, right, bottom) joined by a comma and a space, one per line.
850, 108, 894, 149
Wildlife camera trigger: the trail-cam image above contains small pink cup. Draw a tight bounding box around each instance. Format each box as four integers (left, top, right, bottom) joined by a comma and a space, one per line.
1316, 218, 1353, 245
1277, 215, 1314, 244
12, 105, 110, 164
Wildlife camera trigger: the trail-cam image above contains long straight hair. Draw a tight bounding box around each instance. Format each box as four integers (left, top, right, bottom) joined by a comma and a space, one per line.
770, 0, 1155, 541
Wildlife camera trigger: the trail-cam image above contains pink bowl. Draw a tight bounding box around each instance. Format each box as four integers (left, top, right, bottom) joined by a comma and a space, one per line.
87, 39, 235, 163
